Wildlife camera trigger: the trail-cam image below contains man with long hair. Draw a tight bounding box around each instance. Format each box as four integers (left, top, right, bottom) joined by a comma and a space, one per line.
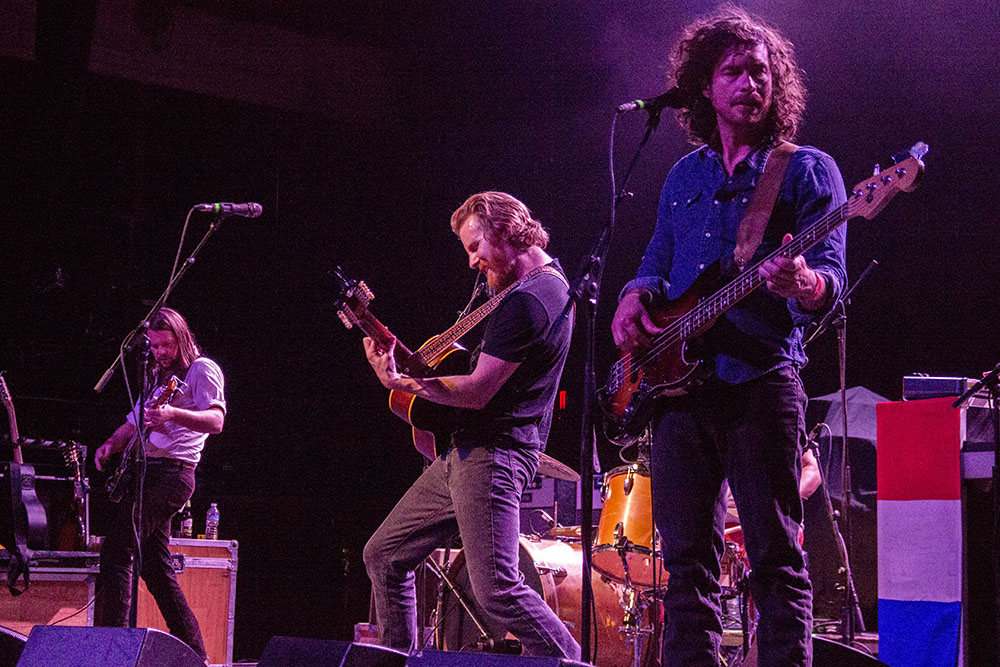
94, 307, 226, 663
362, 191, 580, 659
612, 7, 846, 666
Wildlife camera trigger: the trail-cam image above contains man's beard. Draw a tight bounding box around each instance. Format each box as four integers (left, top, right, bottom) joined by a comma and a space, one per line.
152, 357, 184, 384
484, 263, 517, 291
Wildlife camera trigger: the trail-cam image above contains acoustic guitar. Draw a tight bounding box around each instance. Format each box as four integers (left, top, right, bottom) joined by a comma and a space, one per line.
600, 144, 927, 446
0, 373, 47, 594
332, 265, 554, 459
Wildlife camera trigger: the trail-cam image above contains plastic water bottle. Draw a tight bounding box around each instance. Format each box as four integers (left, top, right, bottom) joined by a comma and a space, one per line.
205, 503, 220, 540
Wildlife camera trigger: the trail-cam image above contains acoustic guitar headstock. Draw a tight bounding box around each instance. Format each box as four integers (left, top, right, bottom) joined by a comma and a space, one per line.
331, 266, 375, 330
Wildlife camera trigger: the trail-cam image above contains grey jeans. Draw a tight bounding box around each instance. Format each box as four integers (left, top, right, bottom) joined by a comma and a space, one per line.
363, 445, 580, 660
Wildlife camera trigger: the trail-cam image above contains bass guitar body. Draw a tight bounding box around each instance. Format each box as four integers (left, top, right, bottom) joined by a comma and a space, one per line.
389, 338, 472, 460
600, 267, 720, 446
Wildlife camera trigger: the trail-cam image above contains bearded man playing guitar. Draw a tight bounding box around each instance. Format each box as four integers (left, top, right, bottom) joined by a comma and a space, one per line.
94, 307, 225, 664
362, 191, 580, 660
611, 8, 846, 666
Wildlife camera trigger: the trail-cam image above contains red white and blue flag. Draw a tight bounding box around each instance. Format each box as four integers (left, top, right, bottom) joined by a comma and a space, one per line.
876, 397, 963, 666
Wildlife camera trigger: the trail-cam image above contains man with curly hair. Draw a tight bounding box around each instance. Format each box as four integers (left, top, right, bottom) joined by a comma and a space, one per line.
612, 7, 846, 666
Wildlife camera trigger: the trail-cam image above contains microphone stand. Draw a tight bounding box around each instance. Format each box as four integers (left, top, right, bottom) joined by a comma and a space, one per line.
128, 335, 151, 628
92, 209, 228, 627
952, 361, 1000, 659
804, 259, 878, 646
94, 210, 228, 393
562, 105, 664, 661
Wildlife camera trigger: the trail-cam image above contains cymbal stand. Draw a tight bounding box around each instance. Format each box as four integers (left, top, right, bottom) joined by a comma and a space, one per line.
737, 564, 753, 660
423, 556, 522, 654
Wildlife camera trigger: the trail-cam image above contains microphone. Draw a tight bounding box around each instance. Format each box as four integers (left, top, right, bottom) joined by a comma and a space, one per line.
806, 422, 825, 444
617, 87, 687, 113
196, 202, 263, 218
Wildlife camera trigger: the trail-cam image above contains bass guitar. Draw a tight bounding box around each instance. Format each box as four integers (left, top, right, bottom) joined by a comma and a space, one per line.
105, 376, 186, 503
332, 265, 554, 459
600, 144, 927, 446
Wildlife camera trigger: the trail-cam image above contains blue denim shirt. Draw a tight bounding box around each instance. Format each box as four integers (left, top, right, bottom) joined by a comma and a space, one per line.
622, 143, 848, 384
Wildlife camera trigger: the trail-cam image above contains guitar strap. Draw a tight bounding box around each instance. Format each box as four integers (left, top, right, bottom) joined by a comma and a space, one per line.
733, 140, 799, 272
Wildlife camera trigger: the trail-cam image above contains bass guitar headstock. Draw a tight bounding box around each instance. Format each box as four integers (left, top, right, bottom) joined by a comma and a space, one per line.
331, 266, 375, 330
847, 141, 927, 220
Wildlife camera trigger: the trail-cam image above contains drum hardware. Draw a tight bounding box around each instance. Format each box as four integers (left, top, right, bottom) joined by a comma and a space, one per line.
535, 562, 567, 578
422, 555, 495, 652
622, 468, 635, 494
615, 583, 658, 667
718, 533, 755, 662
613, 527, 637, 590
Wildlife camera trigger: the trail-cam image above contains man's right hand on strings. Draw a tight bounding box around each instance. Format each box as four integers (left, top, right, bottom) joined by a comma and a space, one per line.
611, 289, 664, 350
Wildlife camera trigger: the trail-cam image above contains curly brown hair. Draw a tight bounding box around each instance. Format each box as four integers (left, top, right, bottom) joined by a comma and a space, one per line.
450, 191, 549, 251
671, 5, 806, 147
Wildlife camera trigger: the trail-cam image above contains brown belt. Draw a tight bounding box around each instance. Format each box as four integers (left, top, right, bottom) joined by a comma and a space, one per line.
146, 457, 196, 471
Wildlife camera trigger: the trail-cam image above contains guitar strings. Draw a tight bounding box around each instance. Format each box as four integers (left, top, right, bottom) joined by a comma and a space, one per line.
415, 265, 554, 366
607, 199, 851, 389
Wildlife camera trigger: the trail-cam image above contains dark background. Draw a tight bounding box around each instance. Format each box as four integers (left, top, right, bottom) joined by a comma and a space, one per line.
1, 0, 997, 661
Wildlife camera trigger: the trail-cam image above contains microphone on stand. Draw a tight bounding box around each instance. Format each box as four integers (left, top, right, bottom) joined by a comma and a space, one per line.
196, 202, 263, 218
617, 86, 687, 113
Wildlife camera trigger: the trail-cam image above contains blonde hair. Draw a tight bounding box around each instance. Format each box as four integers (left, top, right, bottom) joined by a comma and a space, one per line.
450, 191, 549, 251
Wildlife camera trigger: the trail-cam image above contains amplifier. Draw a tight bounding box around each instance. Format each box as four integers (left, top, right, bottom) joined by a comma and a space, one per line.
902, 375, 979, 400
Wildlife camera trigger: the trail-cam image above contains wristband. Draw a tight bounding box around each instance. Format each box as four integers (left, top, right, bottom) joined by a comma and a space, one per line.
808, 272, 825, 303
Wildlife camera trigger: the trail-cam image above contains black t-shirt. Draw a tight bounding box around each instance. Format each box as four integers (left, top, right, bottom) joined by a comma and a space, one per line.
451, 260, 573, 450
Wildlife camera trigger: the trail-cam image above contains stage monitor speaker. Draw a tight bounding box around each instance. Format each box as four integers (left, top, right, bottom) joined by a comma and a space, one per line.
0, 624, 26, 667
259, 637, 407, 666
18, 626, 203, 666
813, 637, 889, 666
407, 649, 590, 666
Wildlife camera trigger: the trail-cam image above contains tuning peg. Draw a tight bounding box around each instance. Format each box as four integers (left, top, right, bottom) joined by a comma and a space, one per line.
337, 310, 356, 329
872, 163, 881, 176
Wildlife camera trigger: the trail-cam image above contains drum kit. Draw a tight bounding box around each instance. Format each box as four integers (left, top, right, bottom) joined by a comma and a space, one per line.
427, 435, 757, 666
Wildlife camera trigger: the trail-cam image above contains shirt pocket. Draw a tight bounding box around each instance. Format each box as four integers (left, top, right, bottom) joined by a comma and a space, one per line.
669, 188, 708, 245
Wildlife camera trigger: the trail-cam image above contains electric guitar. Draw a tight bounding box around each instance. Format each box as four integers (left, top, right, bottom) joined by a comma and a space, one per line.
0, 374, 48, 561
600, 144, 927, 446
105, 376, 186, 503
332, 265, 555, 459
61, 439, 88, 549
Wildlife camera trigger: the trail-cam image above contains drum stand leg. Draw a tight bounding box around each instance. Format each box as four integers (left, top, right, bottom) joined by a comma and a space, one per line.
617, 585, 657, 667
728, 565, 756, 666
423, 556, 521, 655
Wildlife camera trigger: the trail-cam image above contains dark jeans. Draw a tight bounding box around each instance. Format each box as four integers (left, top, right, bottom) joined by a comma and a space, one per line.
95, 459, 207, 660
651, 366, 812, 667
363, 446, 581, 660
